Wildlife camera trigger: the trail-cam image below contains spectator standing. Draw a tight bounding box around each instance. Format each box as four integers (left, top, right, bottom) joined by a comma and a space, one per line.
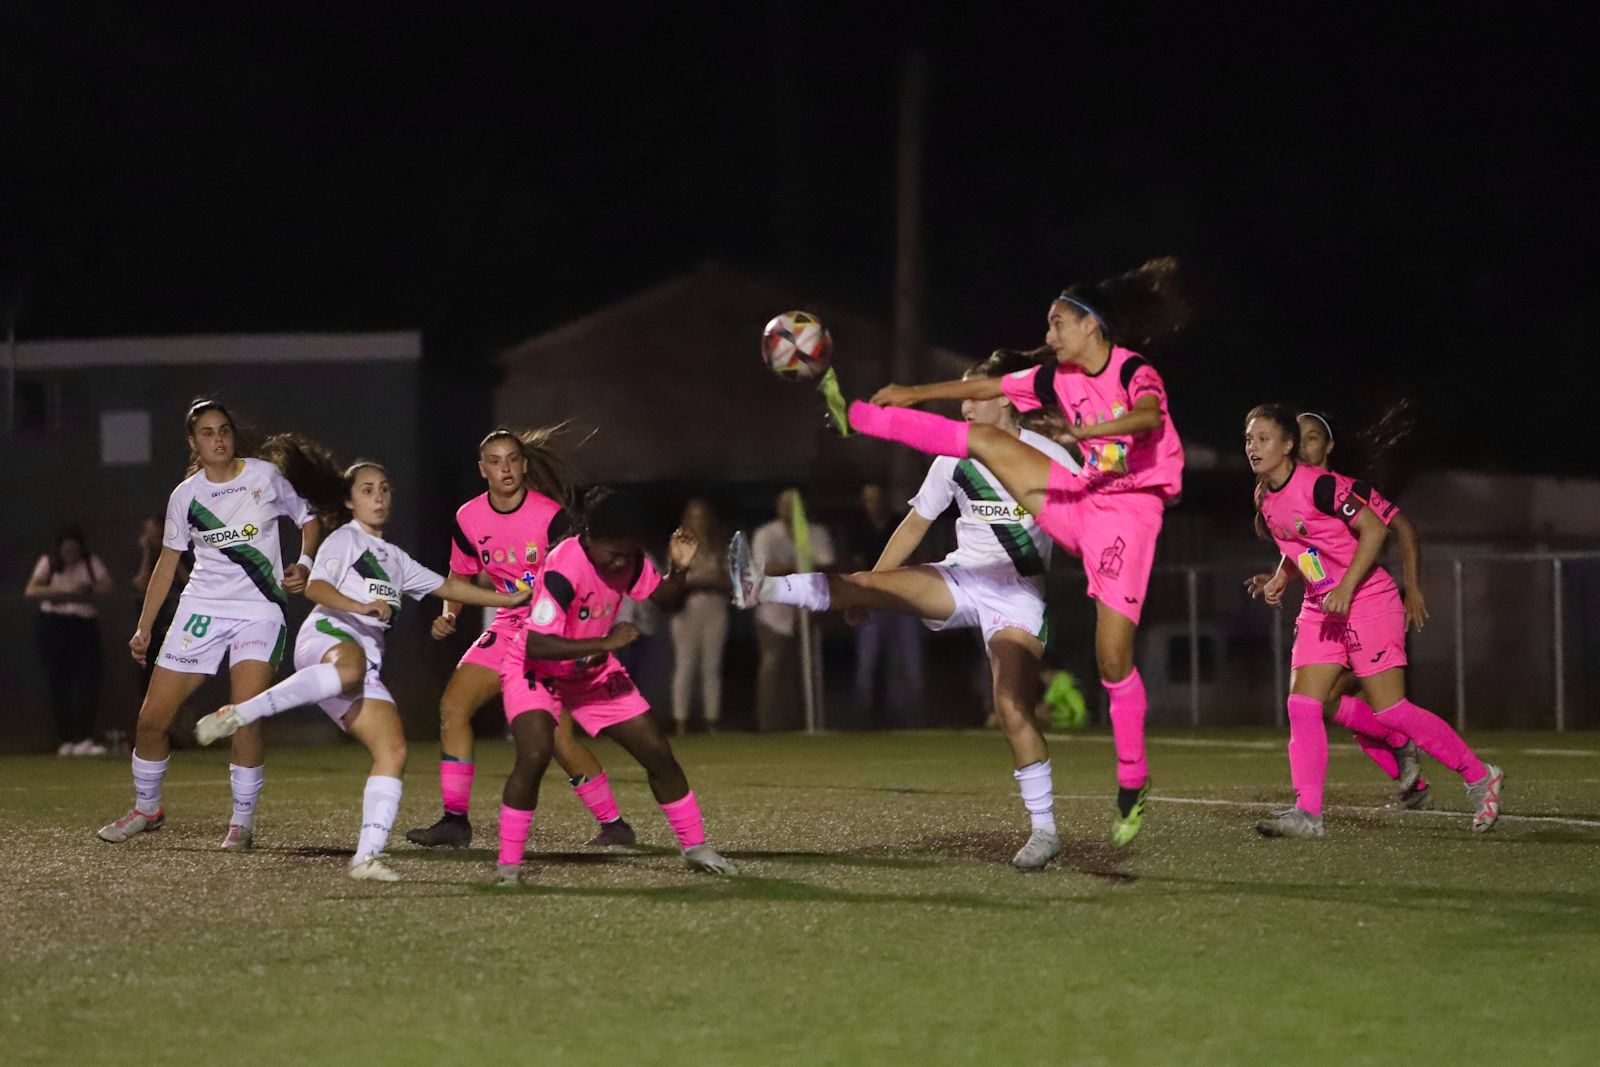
846, 483, 926, 726
24, 527, 114, 754
669, 498, 730, 736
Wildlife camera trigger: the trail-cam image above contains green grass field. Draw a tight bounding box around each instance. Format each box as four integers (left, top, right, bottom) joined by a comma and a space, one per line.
7, 729, 1600, 1066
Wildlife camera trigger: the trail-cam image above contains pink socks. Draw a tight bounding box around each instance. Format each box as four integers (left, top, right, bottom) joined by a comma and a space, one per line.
659, 791, 706, 849
1331, 695, 1408, 749
1286, 694, 1329, 816
498, 804, 534, 867
847, 402, 971, 458
440, 760, 474, 816
573, 772, 622, 825
1376, 699, 1487, 782
1104, 669, 1149, 789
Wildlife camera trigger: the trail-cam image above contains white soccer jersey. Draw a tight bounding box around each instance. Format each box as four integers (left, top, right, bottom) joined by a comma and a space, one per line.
908, 428, 1080, 576
306, 520, 445, 635
162, 457, 313, 621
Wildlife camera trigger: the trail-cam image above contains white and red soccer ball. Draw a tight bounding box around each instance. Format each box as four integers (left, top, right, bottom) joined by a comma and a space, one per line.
761, 311, 833, 381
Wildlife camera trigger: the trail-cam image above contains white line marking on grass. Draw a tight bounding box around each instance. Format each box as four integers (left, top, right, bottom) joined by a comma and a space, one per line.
1520, 748, 1600, 757
1052, 793, 1600, 830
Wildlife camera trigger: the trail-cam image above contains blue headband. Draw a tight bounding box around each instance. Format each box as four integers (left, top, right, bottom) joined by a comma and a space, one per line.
1056, 293, 1107, 333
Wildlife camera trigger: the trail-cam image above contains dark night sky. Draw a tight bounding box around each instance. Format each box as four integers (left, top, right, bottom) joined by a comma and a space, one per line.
4, 3, 1598, 475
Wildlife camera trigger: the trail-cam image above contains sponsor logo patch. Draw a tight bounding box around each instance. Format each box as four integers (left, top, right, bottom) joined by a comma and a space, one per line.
195, 523, 260, 548
531, 598, 558, 626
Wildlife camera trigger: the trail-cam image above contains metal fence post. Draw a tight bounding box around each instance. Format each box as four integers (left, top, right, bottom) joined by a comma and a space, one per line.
1553, 557, 1565, 732
1186, 567, 1200, 728
1453, 558, 1466, 731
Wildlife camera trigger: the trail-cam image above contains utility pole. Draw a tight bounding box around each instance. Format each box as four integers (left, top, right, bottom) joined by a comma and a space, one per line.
890, 48, 929, 501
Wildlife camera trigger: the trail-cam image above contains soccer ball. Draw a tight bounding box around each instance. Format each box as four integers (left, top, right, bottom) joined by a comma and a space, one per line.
761, 311, 833, 380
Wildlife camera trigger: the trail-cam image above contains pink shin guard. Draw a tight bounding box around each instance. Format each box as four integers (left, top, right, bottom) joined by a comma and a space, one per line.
659, 790, 706, 850
1286, 695, 1330, 816
573, 772, 622, 826
1332, 695, 1408, 749
440, 761, 474, 816
1376, 699, 1487, 782
498, 804, 534, 867
1104, 669, 1149, 789
846, 402, 970, 458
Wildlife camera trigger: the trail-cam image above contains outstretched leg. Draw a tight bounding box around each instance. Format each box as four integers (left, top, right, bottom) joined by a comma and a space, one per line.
602, 713, 735, 874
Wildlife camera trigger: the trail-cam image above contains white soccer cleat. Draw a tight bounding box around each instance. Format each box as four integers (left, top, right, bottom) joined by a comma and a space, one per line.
97, 807, 165, 842
727, 532, 761, 610
1010, 828, 1062, 871
1467, 763, 1504, 833
195, 705, 246, 746
684, 843, 737, 875
348, 855, 401, 882
1255, 806, 1325, 839
219, 823, 254, 851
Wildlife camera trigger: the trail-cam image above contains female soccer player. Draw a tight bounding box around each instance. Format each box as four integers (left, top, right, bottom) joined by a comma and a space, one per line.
194, 461, 530, 880
98, 400, 331, 849
497, 488, 735, 884
1243, 404, 1503, 837
1246, 410, 1432, 809
407, 429, 634, 850
820, 259, 1188, 845
733, 350, 1080, 869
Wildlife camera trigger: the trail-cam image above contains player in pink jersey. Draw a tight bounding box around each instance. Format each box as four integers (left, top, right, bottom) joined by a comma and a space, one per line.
817, 258, 1189, 845
406, 428, 635, 850
1243, 404, 1503, 838
1246, 409, 1433, 810
496, 488, 735, 884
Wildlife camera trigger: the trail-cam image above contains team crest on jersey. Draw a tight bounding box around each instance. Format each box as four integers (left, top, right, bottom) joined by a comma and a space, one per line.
524, 543, 540, 566
251, 487, 262, 504
1294, 517, 1308, 536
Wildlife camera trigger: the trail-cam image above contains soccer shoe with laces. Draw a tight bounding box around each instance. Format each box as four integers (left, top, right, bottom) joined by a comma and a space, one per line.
97, 807, 165, 842
195, 705, 246, 746
587, 818, 637, 847
1010, 828, 1061, 871
348, 855, 400, 882
684, 843, 737, 875
1110, 780, 1150, 846
405, 812, 472, 848
1466, 763, 1504, 833
816, 366, 853, 437
1255, 806, 1325, 838
727, 532, 761, 610
219, 824, 254, 851
1393, 739, 1422, 792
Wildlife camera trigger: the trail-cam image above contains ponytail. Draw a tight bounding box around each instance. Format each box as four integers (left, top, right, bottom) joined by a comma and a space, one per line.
1058, 257, 1190, 350
258, 432, 347, 523
478, 424, 578, 508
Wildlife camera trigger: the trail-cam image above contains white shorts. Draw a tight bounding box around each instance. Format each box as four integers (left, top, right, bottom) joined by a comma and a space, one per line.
293, 618, 393, 730
923, 563, 1048, 650
158, 612, 286, 675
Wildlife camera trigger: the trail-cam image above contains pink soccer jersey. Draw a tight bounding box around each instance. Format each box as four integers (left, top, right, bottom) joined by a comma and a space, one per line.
523, 537, 662, 681
1001, 346, 1184, 499
1257, 463, 1399, 608
447, 490, 569, 619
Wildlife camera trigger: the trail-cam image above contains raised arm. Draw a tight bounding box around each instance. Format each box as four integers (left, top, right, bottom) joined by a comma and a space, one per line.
871, 377, 1004, 408
873, 510, 934, 572
648, 528, 699, 613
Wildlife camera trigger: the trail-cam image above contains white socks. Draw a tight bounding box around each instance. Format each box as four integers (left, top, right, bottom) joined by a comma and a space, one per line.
230, 763, 265, 828
132, 752, 169, 814
354, 775, 403, 863
235, 662, 344, 724
759, 573, 831, 612
1013, 760, 1056, 832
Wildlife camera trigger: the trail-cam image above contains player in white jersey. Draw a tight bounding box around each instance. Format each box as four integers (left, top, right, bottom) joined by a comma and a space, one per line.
99, 401, 332, 850
729, 351, 1081, 870
194, 461, 530, 880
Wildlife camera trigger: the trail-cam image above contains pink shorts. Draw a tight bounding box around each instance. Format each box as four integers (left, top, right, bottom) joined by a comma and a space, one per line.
506, 658, 651, 736
1038, 467, 1165, 624
1292, 592, 1408, 677
458, 611, 547, 715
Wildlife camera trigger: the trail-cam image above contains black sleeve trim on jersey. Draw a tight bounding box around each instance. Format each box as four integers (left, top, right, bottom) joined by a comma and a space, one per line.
1032, 363, 1058, 409
1119, 355, 1149, 392
1312, 474, 1339, 517
547, 510, 573, 545
451, 522, 475, 559
1350, 479, 1373, 502
544, 570, 576, 611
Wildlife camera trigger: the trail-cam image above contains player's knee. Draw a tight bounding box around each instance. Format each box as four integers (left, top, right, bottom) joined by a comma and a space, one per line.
1096, 650, 1133, 683
332, 645, 366, 690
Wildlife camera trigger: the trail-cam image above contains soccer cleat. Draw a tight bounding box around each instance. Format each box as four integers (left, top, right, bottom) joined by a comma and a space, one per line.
1255, 806, 1325, 838
1010, 828, 1062, 872
348, 855, 401, 882
97, 807, 165, 842
195, 705, 246, 746
1394, 777, 1431, 811
587, 818, 637, 847
683, 843, 737, 875
816, 366, 853, 437
405, 812, 472, 848
1110, 780, 1150, 846
1393, 740, 1421, 793
727, 532, 761, 610
219, 823, 254, 851
495, 863, 522, 887
1466, 763, 1504, 833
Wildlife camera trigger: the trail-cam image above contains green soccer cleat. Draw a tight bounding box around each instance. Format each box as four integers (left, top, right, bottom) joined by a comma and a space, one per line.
816, 367, 852, 437
1110, 780, 1150, 847
495, 863, 523, 887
